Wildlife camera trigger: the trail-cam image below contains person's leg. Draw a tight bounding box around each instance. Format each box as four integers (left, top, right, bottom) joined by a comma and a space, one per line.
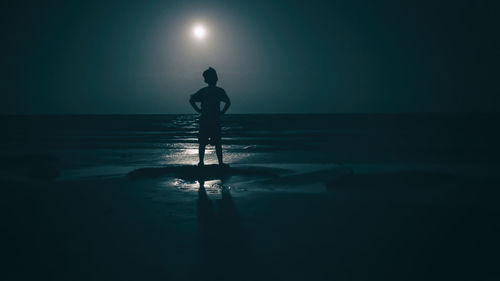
215, 144, 223, 165
198, 144, 206, 166
198, 122, 208, 166
213, 123, 224, 166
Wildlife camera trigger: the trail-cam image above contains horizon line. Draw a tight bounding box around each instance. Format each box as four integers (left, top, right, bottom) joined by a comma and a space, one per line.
1, 112, 498, 116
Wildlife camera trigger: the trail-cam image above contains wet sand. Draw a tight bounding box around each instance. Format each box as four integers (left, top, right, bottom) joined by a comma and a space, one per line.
2, 163, 499, 280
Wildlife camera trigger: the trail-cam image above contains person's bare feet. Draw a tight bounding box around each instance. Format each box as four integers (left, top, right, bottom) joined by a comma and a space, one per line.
219, 163, 229, 168
197, 162, 204, 167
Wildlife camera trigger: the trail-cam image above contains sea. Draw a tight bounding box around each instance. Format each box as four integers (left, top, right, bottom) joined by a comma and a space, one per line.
1, 113, 498, 180
1, 113, 499, 281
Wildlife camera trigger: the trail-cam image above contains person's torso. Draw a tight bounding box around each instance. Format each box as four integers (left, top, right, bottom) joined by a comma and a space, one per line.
199, 87, 224, 119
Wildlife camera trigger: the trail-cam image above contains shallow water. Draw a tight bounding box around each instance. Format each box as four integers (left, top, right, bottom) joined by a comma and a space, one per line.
1, 113, 498, 179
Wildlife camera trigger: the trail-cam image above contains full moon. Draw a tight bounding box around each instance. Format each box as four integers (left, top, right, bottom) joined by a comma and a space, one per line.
192, 24, 207, 40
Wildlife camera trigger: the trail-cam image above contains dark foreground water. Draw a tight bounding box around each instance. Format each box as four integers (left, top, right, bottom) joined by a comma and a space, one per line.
1, 114, 499, 281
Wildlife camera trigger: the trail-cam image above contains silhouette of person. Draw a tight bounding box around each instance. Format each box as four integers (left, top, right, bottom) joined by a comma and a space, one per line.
190, 67, 231, 167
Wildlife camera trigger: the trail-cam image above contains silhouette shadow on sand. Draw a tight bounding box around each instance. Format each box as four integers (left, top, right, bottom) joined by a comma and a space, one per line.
194, 179, 262, 281
128, 164, 290, 181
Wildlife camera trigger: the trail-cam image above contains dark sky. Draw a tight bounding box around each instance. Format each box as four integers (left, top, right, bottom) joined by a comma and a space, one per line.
2, 0, 499, 114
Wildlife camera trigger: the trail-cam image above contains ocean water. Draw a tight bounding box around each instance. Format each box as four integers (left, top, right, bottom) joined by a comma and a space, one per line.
2, 114, 499, 281
1, 113, 498, 179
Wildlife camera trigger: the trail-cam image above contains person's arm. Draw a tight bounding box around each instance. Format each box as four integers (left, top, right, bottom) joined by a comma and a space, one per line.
220, 92, 231, 115
189, 93, 202, 114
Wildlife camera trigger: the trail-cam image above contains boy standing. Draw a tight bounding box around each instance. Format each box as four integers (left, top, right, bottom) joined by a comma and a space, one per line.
189, 67, 231, 167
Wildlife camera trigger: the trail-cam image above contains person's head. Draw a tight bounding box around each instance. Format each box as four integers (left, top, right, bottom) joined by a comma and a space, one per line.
203, 67, 218, 86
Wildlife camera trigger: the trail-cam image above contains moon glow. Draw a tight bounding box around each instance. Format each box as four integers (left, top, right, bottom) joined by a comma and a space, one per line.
192, 24, 207, 40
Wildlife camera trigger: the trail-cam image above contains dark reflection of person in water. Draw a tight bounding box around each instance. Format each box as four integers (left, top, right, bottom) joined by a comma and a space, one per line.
189, 67, 231, 168
195, 178, 260, 281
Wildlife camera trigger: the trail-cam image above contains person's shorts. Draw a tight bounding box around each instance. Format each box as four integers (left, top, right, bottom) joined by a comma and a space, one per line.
198, 119, 221, 145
